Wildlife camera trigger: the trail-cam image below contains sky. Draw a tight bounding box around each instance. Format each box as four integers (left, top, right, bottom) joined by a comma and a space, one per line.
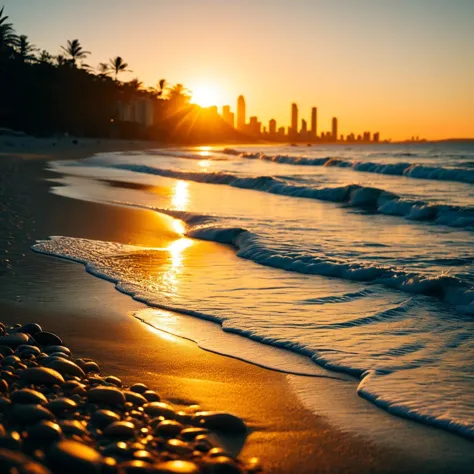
5, 0, 474, 140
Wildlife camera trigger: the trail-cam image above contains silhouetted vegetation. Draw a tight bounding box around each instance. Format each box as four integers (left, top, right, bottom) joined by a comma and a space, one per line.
0, 6, 241, 143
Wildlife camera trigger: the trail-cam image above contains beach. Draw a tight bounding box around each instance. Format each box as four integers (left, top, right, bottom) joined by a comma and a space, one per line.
1, 138, 473, 473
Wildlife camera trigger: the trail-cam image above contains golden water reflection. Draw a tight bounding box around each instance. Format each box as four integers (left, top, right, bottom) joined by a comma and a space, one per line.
171, 180, 189, 210
161, 237, 194, 294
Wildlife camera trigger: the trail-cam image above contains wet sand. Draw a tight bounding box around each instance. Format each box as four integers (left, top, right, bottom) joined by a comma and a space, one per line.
0, 140, 472, 473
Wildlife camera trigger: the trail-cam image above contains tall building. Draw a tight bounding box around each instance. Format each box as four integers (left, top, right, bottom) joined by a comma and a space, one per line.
237, 95, 246, 130
301, 119, 307, 134
269, 119, 277, 135
291, 103, 298, 137
248, 116, 261, 135
311, 107, 317, 138
222, 105, 234, 127
331, 117, 338, 141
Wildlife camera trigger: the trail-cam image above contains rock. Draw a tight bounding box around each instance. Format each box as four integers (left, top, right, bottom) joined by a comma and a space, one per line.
0, 396, 11, 412
46, 398, 78, 416
82, 361, 100, 373
165, 439, 193, 456
1, 355, 21, 366
0, 333, 29, 348
179, 427, 209, 441
0, 448, 51, 473
155, 420, 183, 438
153, 460, 200, 473
43, 358, 85, 378
103, 421, 136, 438
143, 390, 160, 402
129, 383, 148, 394
133, 450, 156, 463
90, 409, 120, 429
124, 390, 147, 406
101, 441, 130, 459
43, 345, 71, 356
25, 421, 62, 442
16, 344, 41, 356
11, 389, 48, 405
59, 420, 89, 438
20, 367, 65, 385
33, 332, 63, 346
0, 379, 8, 394
194, 412, 247, 434
142, 402, 175, 419
47, 440, 104, 474
202, 456, 244, 474
19, 323, 42, 336
0, 345, 14, 356
87, 387, 126, 406
105, 376, 122, 387
0, 433, 22, 450
117, 459, 157, 473
8, 404, 55, 425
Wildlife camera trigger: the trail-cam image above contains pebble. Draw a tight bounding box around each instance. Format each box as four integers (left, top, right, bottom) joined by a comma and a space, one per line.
46, 397, 78, 416
143, 390, 160, 402
194, 412, 247, 433
0, 333, 29, 348
90, 409, 121, 429
11, 389, 48, 405
8, 404, 55, 425
33, 332, 63, 346
19, 323, 43, 336
87, 386, 126, 405
43, 358, 85, 378
103, 421, 136, 438
124, 390, 148, 406
105, 376, 122, 387
153, 460, 200, 473
25, 421, 63, 442
155, 420, 184, 438
44, 346, 71, 356
59, 420, 89, 438
130, 383, 148, 394
47, 440, 103, 473
143, 402, 176, 419
0, 448, 51, 474
20, 367, 65, 385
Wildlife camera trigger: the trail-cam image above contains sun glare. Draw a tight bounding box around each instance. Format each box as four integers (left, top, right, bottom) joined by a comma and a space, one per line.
191, 84, 221, 107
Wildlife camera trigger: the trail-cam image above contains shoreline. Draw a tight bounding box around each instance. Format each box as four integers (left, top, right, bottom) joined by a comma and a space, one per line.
1, 140, 473, 473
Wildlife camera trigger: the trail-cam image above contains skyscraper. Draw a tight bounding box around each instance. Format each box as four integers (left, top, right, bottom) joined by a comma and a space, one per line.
291, 103, 298, 137
222, 105, 233, 127
331, 117, 338, 141
269, 119, 277, 135
311, 107, 317, 138
237, 95, 246, 130
301, 119, 307, 134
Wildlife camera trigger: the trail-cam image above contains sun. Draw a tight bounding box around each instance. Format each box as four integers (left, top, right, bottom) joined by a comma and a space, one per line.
191, 84, 221, 108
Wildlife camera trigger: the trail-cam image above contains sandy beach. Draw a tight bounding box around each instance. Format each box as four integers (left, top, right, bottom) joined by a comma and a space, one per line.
1, 138, 473, 473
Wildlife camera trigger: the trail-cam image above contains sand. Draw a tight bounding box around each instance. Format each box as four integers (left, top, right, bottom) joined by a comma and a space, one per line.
1, 137, 472, 473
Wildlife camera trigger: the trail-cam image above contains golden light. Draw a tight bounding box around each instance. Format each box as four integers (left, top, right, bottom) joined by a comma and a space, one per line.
171, 219, 186, 235
191, 84, 221, 107
198, 160, 211, 168
171, 180, 189, 211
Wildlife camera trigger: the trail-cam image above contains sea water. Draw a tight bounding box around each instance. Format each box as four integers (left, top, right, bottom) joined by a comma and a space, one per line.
33, 142, 474, 439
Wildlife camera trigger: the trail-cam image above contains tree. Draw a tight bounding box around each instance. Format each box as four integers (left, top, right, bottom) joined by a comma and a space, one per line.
148, 78, 167, 98
38, 49, 53, 64
109, 56, 131, 80
15, 35, 38, 63
0, 6, 17, 60
96, 62, 110, 76
61, 39, 90, 66
167, 83, 191, 108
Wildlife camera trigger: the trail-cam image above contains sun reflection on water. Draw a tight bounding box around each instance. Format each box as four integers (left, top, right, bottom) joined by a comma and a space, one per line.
171, 180, 189, 210
161, 237, 194, 293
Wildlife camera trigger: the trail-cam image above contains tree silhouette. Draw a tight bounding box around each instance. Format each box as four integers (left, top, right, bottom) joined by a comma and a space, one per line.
149, 78, 167, 98
0, 6, 17, 62
61, 39, 90, 66
39, 49, 53, 64
15, 35, 38, 63
109, 56, 131, 80
97, 62, 110, 76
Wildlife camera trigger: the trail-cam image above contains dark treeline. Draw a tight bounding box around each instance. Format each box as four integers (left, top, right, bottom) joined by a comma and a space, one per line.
0, 7, 242, 143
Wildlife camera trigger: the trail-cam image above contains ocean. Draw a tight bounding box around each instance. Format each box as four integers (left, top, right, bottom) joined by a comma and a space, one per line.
34, 142, 474, 440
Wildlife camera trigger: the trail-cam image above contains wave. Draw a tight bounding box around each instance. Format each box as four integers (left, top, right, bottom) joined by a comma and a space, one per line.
221, 148, 474, 184
108, 163, 474, 230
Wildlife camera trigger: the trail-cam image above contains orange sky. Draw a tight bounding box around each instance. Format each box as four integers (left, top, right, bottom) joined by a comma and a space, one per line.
8, 0, 474, 140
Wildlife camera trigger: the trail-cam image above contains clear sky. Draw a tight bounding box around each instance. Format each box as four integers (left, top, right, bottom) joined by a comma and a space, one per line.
5, 0, 474, 140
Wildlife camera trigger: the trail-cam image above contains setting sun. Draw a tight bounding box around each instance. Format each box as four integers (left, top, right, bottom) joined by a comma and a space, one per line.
191, 84, 221, 108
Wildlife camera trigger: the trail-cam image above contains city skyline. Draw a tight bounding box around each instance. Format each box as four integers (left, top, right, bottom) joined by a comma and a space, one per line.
6, 0, 474, 140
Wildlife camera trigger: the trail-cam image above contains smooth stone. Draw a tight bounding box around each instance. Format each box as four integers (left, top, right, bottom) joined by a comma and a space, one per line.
194, 412, 247, 433
47, 440, 104, 474
0, 448, 51, 473
16, 344, 41, 355
47, 352, 70, 359
46, 397, 78, 415
117, 460, 156, 473
0, 379, 8, 393
11, 388, 48, 405
43, 358, 85, 378
33, 332, 63, 346
0, 397, 11, 412
20, 367, 65, 385
44, 345, 71, 356
8, 404, 55, 425
202, 456, 243, 474
155, 420, 183, 438
0, 425, 4, 437
143, 390, 160, 402
133, 450, 156, 463
59, 420, 89, 437
165, 439, 193, 456
0, 346, 14, 356
124, 391, 147, 406
153, 460, 200, 473
101, 441, 130, 459
179, 427, 209, 441
103, 421, 136, 438
87, 387, 126, 405
90, 409, 120, 429
142, 402, 175, 419
105, 376, 122, 387
0, 333, 29, 348
26, 421, 63, 442
1, 355, 21, 366
62, 380, 86, 393
82, 361, 100, 373
19, 323, 42, 336
129, 383, 148, 394
0, 433, 22, 450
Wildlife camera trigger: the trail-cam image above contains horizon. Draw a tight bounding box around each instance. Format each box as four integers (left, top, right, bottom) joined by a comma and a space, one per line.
5, 0, 474, 140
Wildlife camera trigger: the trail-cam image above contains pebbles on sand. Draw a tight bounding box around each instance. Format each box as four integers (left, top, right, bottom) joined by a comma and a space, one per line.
0, 322, 261, 473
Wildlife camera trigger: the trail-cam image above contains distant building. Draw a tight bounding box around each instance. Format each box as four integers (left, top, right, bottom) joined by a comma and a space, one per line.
363, 131, 371, 142
248, 116, 261, 135
291, 103, 298, 138
222, 105, 234, 127
331, 117, 338, 141
278, 126, 285, 136
373, 132, 380, 142
237, 95, 246, 130
208, 106, 218, 116
311, 107, 317, 138
118, 98, 154, 127
269, 119, 277, 135
301, 119, 307, 134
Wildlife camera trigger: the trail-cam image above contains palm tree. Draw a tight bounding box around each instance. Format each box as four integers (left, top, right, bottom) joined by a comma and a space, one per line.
148, 78, 167, 98
109, 56, 131, 80
96, 62, 110, 76
61, 39, 90, 66
16, 35, 38, 63
39, 49, 53, 64
0, 6, 17, 59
